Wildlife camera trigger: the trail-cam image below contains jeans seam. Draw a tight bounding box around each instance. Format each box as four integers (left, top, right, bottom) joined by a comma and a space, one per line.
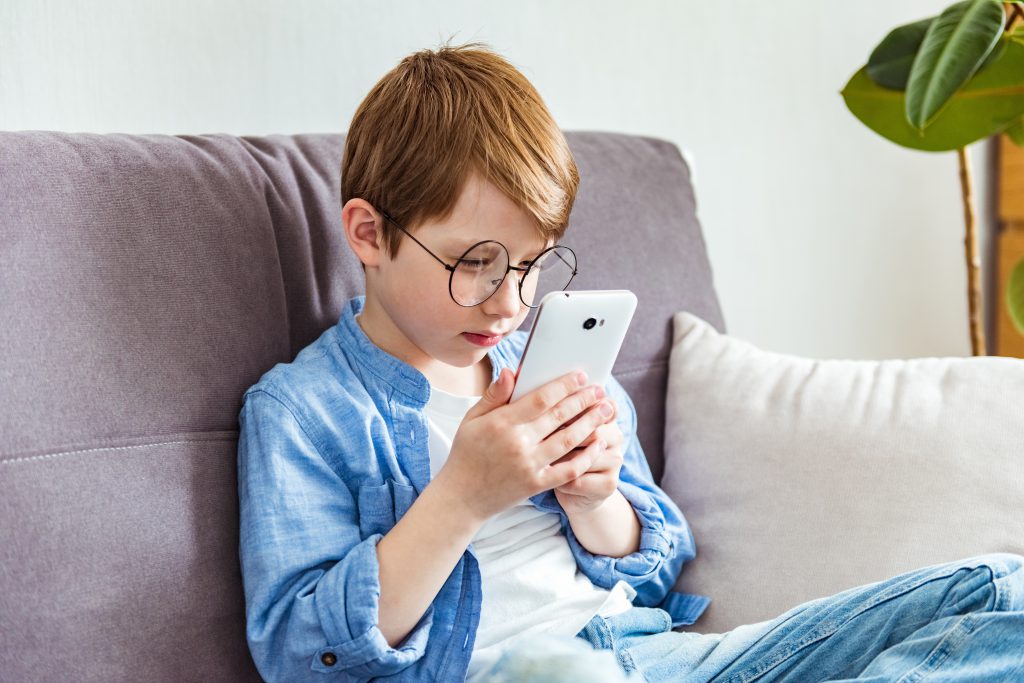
619, 647, 641, 680
895, 614, 977, 683
589, 615, 642, 680
585, 615, 613, 651
993, 565, 1016, 613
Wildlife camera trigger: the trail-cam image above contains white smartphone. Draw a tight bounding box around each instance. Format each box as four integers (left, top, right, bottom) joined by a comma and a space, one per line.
509, 289, 638, 403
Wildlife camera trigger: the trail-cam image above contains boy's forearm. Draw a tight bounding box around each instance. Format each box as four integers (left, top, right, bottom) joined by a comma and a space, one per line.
375, 473, 484, 648
564, 489, 641, 558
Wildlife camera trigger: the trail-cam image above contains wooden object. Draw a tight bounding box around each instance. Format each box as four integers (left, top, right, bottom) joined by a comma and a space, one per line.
997, 133, 1024, 357
958, 148, 984, 355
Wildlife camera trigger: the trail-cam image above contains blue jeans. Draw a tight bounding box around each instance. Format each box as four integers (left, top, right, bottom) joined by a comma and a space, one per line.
482, 553, 1024, 682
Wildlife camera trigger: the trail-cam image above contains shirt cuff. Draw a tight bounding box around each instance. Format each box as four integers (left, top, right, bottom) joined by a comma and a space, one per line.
311, 534, 434, 677
548, 480, 673, 590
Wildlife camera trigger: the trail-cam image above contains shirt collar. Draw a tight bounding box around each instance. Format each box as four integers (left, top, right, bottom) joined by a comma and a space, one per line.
334, 295, 515, 407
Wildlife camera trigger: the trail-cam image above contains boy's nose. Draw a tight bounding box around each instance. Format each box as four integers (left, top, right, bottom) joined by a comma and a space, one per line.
482, 271, 522, 317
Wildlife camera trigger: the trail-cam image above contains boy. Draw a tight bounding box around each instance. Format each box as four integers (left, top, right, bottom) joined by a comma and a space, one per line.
237, 42, 1024, 683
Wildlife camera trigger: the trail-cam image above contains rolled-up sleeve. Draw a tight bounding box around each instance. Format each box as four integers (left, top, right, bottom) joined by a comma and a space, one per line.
237, 389, 432, 682
554, 375, 698, 608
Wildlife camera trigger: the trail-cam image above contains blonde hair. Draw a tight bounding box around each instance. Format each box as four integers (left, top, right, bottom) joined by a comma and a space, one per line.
341, 40, 579, 257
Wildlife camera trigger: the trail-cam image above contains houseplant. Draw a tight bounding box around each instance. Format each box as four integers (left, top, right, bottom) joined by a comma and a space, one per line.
840, 0, 1024, 353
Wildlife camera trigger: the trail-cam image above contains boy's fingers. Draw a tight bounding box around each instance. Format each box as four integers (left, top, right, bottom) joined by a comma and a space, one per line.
576, 421, 622, 451
542, 437, 604, 489
534, 384, 603, 440
509, 371, 587, 422
540, 401, 611, 465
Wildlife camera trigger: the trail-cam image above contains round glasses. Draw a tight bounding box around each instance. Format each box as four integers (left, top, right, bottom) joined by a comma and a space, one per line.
379, 210, 578, 308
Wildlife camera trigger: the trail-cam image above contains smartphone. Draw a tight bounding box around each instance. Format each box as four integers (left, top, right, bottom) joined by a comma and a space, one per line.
509, 289, 638, 403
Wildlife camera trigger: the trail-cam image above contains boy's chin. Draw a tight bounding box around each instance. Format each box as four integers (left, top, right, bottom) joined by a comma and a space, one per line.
440, 342, 490, 367
449, 351, 489, 368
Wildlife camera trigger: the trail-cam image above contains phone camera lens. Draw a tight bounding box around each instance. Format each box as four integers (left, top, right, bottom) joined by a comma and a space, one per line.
583, 317, 597, 330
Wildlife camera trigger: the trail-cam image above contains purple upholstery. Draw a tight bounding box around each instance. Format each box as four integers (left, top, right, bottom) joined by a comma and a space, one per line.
0, 130, 724, 681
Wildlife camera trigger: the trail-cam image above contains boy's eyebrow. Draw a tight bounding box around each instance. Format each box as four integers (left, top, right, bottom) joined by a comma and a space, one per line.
443, 237, 551, 259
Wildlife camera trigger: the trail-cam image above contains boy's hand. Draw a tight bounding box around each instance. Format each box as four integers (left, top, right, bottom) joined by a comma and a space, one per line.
553, 406, 624, 514
435, 368, 616, 524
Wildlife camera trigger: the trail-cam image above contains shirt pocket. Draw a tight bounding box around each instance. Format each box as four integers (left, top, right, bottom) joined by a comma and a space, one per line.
356, 478, 417, 538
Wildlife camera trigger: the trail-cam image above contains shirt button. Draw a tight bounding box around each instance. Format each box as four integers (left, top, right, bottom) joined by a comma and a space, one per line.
320, 652, 337, 666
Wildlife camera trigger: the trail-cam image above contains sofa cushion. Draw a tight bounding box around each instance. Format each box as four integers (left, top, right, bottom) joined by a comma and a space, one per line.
661, 311, 1024, 634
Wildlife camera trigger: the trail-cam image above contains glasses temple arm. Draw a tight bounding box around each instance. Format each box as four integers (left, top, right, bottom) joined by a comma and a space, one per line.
380, 211, 455, 272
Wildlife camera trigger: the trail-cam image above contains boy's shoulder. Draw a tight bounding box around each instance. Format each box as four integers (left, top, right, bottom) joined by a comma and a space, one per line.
502, 328, 530, 362
240, 324, 368, 418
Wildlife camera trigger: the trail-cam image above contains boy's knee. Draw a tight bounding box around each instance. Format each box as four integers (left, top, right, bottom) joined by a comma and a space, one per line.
963, 552, 1024, 612
971, 552, 1024, 578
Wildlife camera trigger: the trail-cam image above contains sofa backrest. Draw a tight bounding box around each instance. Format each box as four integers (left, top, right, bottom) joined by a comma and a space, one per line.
0, 130, 724, 681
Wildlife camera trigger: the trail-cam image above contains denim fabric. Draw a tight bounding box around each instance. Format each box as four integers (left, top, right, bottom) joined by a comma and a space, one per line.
236, 295, 709, 682
486, 552, 1024, 682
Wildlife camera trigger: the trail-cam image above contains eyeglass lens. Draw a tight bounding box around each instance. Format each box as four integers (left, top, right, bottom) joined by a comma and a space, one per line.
450, 242, 576, 307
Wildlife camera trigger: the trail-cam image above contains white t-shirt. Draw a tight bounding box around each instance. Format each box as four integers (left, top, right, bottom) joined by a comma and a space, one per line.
422, 383, 637, 681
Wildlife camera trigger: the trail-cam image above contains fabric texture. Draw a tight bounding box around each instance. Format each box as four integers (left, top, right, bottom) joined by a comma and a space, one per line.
661, 310, 1024, 634
236, 295, 708, 682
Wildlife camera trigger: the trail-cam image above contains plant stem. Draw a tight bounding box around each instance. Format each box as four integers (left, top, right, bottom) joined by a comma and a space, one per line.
957, 146, 985, 355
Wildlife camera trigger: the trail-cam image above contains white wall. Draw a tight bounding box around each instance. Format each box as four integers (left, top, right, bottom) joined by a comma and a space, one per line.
1, 0, 997, 359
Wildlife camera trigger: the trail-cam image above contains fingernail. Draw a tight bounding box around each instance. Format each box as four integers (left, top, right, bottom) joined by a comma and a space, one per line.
594, 386, 605, 400
599, 402, 613, 417
576, 371, 587, 387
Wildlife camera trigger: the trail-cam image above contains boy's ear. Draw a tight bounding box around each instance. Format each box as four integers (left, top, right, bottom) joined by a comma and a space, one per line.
342, 199, 386, 267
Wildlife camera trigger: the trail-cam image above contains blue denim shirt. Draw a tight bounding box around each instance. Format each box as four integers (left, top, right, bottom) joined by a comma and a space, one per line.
237, 295, 710, 682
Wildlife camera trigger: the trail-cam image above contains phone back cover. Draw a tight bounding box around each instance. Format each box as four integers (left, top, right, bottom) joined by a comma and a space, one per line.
510, 290, 637, 402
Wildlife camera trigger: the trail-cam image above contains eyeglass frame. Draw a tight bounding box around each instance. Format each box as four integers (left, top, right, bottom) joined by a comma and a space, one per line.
377, 209, 578, 309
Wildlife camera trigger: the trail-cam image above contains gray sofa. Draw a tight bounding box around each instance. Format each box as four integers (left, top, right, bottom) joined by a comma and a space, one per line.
0, 130, 724, 681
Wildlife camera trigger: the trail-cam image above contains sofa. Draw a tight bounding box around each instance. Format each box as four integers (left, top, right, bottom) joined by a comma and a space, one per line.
4, 130, 1021, 682
0, 130, 723, 681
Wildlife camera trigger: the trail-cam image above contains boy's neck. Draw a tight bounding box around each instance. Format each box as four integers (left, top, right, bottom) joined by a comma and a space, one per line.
430, 356, 492, 398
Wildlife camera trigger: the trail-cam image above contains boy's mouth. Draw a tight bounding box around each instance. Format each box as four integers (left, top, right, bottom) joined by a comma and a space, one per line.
462, 331, 504, 347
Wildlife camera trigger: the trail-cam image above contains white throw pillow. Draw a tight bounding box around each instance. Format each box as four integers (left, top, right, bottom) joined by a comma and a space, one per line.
661, 311, 1024, 635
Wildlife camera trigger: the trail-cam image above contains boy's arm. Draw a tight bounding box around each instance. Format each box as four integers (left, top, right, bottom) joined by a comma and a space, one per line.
238, 389, 456, 682
375, 465, 484, 649
562, 488, 642, 559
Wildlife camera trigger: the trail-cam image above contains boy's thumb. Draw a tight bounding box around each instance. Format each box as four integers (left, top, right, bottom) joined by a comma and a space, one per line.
470, 369, 514, 416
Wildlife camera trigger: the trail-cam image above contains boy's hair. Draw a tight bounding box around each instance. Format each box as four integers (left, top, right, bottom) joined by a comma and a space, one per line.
341, 40, 579, 258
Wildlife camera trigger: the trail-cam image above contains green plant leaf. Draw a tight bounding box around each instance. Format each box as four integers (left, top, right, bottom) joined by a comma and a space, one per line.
1009, 257, 1024, 335
906, 0, 1005, 130
1007, 116, 1024, 146
842, 35, 1024, 151
866, 7, 1007, 91
868, 17, 937, 90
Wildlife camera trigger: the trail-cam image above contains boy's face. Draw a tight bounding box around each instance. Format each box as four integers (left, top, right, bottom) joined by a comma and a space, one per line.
345, 171, 554, 380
